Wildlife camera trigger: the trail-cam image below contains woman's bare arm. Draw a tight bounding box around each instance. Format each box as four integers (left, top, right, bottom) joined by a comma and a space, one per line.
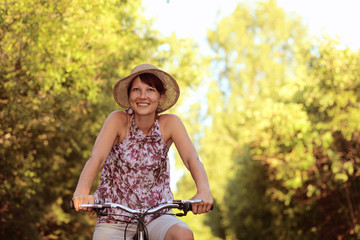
72, 111, 127, 211
164, 114, 213, 214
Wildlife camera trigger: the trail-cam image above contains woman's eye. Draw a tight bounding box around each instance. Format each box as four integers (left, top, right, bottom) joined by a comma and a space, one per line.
132, 88, 140, 91
148, 88, 156, 92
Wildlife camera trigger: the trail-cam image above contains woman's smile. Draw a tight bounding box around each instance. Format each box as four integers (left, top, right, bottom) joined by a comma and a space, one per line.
137, 102, 150, 107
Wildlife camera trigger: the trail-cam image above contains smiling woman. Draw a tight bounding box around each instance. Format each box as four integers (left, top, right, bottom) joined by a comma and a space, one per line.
72, 63, 213, 240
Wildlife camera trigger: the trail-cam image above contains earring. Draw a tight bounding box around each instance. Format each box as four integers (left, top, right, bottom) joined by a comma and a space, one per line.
126, 107, 134, 114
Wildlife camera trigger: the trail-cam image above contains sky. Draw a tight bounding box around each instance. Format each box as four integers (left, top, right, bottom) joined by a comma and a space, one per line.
142, 0, 360, 51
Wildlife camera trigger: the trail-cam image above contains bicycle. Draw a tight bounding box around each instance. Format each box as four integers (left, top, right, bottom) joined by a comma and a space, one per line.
70, 199, 210, 240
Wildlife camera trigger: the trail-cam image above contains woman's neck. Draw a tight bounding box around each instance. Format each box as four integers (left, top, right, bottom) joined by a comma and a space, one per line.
134, 113, 156, 136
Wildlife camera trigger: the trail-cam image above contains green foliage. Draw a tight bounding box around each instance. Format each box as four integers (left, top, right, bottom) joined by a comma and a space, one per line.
202, 1, 309, 238
1, 1, 109, 238
198, 0, 360, 239
225, 149, 275, 240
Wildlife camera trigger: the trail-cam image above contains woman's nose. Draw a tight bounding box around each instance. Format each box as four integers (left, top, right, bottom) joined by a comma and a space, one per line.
139, 90, 147, 98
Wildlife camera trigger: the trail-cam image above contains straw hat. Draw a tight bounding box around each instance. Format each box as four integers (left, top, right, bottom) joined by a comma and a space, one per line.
113, 64, 180, 113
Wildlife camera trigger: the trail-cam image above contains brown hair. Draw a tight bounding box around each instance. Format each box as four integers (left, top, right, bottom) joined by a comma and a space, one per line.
127, 73, 166, 96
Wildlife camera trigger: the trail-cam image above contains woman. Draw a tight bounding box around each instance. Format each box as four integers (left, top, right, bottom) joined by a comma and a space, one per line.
72, 64, 213, 240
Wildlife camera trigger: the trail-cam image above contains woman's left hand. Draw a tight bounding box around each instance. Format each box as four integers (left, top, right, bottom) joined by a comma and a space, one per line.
190, 191, 213, 214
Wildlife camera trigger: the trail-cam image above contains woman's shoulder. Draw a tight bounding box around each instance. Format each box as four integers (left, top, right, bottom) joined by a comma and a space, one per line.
158, 113, 181, 122
108, 110, 127, 118
158, 113, 184, 129
106, 110, 129, 126
158, 114, 184, 143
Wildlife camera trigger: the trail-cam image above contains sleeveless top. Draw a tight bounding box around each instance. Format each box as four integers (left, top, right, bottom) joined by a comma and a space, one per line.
93, 112, 173, 223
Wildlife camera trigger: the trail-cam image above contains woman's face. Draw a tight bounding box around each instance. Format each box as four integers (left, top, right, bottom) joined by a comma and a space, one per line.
129, 76, 164, 116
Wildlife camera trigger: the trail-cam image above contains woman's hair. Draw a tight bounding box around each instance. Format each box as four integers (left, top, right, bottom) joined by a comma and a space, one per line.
127, 73, 166, 96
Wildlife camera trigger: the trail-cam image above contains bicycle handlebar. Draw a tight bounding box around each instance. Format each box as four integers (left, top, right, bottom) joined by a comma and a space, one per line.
79, 202, 185, 214
70, 199, 211, 216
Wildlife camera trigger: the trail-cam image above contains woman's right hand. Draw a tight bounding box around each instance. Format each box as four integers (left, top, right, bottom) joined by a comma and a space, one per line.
72, 194, 94, 212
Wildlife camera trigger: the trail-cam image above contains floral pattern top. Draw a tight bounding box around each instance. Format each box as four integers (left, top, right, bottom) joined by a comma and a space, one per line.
93, 112, 173, 223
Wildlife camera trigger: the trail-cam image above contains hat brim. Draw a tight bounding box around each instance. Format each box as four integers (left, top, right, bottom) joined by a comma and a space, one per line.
113, 68, 180, 113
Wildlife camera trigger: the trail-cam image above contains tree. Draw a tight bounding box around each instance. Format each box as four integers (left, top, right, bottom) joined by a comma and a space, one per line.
290, 39, 360, 239
198, 0, 360, 239
202, 0, 309, 238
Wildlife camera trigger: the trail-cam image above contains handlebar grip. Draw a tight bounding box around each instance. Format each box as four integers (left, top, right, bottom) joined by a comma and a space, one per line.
183, 202, 214, 216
